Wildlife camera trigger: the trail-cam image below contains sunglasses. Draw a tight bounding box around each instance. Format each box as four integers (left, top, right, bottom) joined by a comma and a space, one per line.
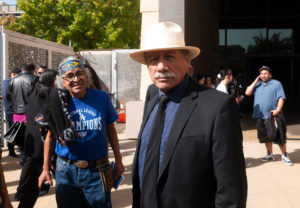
63, 70, 85, 81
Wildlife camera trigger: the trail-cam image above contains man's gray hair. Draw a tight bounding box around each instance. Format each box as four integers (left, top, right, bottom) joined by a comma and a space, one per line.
55, 64, 93, 89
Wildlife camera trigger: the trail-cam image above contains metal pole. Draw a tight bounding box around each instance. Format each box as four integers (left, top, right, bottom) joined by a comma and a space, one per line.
111, 50, 117, 108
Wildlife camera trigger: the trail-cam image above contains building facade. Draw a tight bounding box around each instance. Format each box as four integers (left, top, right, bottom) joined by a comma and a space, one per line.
0, 1, 23, 17
140, 0, 300, 115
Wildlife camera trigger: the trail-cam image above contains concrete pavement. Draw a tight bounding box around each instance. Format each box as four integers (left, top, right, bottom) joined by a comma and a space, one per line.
3, 123, 300, 208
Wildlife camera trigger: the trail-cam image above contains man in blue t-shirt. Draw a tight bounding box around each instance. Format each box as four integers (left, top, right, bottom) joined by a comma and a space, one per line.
246, 65, 293, 166
39, 56, 125, 208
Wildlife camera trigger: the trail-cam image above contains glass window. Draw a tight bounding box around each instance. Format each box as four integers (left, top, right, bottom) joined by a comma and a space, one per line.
219, 29, 225, 46
227, 28, 267, 54
268, 29, 292, 53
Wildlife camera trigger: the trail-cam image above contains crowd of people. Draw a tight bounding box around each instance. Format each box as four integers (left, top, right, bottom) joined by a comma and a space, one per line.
1, 60, 124, 207
0, 21, 294, 208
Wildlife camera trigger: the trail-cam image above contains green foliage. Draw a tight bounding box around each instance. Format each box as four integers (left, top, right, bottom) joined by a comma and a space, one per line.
5, 0, 141, 51
247, 32, 292, 54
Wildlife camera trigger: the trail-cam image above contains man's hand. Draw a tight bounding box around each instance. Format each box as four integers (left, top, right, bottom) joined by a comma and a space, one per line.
113, 160, 125, 180
271, 98, 285, 117
254, 75, 261, 84
270, 109, 280, 116
235, 96, 244, 104
38, 170, 52, 190
246, 75, 261, 96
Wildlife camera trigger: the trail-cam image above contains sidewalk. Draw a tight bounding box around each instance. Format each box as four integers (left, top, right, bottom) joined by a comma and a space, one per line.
3, 123, 300, 208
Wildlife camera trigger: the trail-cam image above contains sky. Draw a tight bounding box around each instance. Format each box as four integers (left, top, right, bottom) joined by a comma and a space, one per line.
2, 0, 17, 5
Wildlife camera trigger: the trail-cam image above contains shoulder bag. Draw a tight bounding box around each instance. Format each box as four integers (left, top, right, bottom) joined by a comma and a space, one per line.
3, 121, 25, 146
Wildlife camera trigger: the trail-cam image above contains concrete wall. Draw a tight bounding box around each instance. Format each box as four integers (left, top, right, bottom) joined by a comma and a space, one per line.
159, 0, 185, 30
139, 0, 187, 100
139, 0, 159, 101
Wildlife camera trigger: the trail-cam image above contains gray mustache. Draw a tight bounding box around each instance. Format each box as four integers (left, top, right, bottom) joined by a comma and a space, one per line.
154, 72, 176, 79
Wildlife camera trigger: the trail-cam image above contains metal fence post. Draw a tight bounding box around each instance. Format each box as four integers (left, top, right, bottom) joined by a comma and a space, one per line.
111, 50, 118, 108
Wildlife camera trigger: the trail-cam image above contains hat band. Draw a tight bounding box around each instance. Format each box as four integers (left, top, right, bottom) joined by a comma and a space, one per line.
59, 60, 84, 75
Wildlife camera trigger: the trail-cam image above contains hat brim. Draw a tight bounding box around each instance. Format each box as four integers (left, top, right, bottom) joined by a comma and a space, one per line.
130, 46, 200, 65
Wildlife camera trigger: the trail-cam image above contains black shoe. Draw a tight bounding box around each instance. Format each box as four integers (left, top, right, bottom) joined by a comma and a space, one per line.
8, 154, 19, 159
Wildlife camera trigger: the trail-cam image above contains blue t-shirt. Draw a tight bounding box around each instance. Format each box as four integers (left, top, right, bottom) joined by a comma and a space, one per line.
253, 79, 286, 119
55, 88, 118, 160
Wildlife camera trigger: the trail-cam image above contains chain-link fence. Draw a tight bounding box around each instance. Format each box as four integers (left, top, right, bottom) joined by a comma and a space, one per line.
80, 49, 142, 109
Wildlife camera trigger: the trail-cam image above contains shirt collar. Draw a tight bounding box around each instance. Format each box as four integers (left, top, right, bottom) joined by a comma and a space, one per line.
261, 78, 272, 86
20, 71, 32, 75
158, 74, 190, 103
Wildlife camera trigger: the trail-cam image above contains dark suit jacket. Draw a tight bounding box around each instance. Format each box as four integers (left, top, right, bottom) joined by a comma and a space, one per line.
132, 79, 247, 208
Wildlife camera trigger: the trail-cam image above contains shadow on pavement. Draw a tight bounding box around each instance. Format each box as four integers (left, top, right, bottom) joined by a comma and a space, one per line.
287, 148, 300, 163
245, 157, 263, 169
5, 179, 19, 187
111, 187, 132, 208
2, 158, 21, 172
119, 140, 137, 151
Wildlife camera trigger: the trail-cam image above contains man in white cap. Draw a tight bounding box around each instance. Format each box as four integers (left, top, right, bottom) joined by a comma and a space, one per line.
130, 22, 247, 208
245, 66, 293, 166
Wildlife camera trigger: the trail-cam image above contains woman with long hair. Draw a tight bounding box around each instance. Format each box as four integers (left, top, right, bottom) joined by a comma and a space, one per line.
15, 69, 58, 208
215, 69, 233, 94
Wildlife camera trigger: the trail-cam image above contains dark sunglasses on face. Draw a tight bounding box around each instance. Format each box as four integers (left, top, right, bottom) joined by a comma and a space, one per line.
63, 70, 85, 81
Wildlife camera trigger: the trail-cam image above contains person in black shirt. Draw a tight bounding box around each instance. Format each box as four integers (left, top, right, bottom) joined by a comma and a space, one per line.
15, 69, 58, 208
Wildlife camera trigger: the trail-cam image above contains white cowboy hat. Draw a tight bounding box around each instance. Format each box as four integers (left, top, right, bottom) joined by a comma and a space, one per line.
130, 22, 200, 65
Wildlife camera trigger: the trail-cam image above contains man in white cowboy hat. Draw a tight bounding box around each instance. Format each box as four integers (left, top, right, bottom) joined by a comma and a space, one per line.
130, 22, 247, 208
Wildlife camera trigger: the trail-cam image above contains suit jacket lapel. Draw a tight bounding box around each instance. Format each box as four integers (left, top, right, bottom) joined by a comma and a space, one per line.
157, 81, 198, 182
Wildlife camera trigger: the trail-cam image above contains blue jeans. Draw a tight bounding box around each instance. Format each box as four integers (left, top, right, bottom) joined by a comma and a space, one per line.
55, 157, 111, 208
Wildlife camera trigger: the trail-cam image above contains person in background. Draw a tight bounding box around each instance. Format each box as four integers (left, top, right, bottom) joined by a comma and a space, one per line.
187, 63, 194, 77
15, 69, 58, 207
36, 66, 47, 76
228, 73, 245, 113
0, 97, 14, 208
205, 75, 215, 88
130, 21, 247, 208
215, 69, 233, 94
197, 74, 205, 85
84, 64, 103, 90
6, 63, 37, 165
2, 67, 21, 159
245, 65, 293, 166
39, 57, 124, 208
